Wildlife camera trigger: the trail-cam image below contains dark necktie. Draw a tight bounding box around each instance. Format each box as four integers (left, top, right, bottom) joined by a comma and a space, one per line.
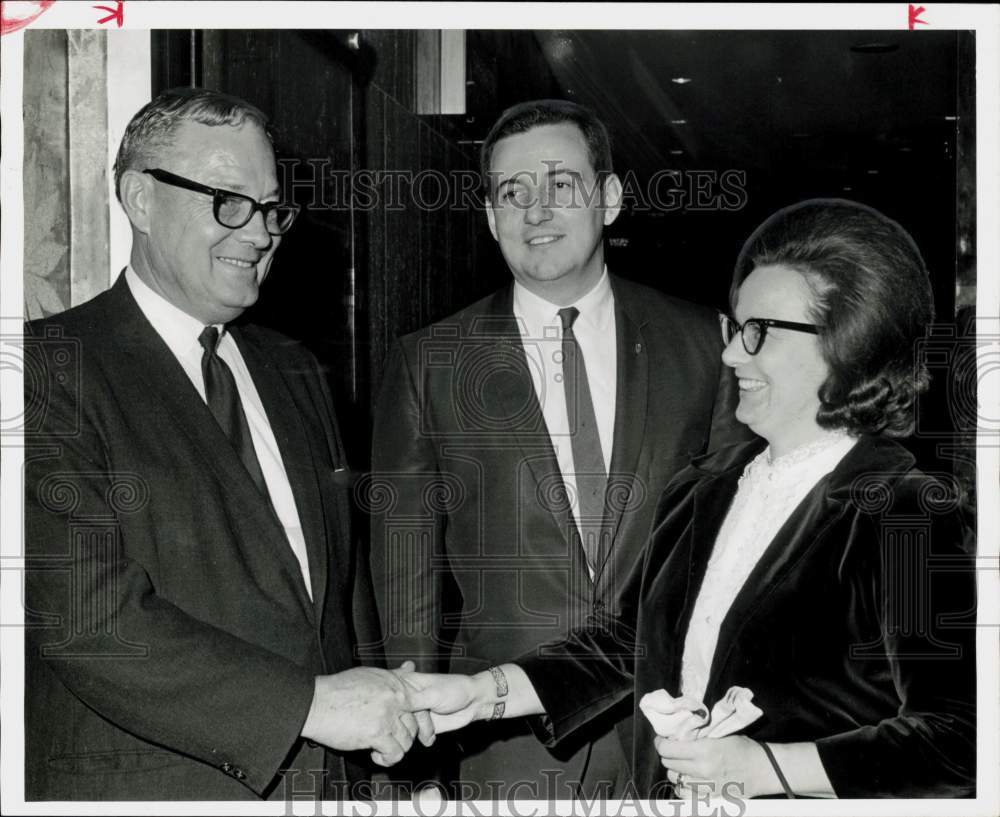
198, 326, 269, 498
558, 307, 608, 575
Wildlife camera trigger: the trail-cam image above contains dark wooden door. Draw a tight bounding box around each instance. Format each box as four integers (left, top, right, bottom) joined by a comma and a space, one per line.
152, 29, 371, 460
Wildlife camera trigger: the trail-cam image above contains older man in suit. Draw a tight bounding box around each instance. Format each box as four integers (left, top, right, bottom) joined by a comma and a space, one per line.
23, 88, 428, 801
370, 99, 749, 800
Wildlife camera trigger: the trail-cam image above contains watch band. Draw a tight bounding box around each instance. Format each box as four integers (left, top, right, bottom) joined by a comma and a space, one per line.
487, 666, 508, 720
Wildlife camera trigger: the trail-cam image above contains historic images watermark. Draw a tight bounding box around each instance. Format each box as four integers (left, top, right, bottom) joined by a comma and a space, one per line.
276, 770, 749, 816
278, 160, 748, 215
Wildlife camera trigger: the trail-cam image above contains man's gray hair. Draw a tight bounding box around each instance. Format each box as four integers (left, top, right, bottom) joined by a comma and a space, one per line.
113, 87, 271, 201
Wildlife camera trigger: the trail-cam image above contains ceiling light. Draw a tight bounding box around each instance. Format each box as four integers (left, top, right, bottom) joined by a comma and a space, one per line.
670, 119, 687, 125
850, 42, 899, 54
670, 150, 684, 155
866, 170, 879, 175
671, 77, 692, 85
944, 115, 958, 121
546, 36, 575, 63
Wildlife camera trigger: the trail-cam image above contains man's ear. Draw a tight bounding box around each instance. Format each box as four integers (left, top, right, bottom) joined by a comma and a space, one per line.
485, 197, 499, 242
119, 169, 154, 235
601, 173, 623, 227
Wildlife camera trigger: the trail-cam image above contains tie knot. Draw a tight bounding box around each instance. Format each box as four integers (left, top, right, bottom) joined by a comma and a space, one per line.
199, 325, 220, 356
558, 307, 580, 333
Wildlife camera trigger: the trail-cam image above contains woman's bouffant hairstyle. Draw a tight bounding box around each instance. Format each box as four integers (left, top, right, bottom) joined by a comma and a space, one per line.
113, 87, 271, 203
732, 199, 934, 437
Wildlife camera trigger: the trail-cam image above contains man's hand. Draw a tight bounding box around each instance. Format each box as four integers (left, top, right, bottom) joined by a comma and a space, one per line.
300, 664, 433, 767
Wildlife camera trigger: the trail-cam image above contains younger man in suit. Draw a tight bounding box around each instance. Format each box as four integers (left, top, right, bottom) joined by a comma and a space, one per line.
370, 99, 748, 800
23, 88, 428, 801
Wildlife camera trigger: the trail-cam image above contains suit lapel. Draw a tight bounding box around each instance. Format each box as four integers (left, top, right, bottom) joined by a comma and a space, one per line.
704, 487, 841, 701
108, 278, 317, 621
665, 471, 741, 687
478, 288, 580, 555
480, 279, 659, 583
703, 437, 897, 700
643, 440, 766, 693
232, 329, 328, 620
593, 290, 648, 586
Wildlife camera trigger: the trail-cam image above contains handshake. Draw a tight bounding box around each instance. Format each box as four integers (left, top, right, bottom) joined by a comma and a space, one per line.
299, 662, 511, 767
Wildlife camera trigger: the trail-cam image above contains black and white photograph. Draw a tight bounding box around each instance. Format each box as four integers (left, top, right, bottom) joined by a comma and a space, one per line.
1, 2, 997, 814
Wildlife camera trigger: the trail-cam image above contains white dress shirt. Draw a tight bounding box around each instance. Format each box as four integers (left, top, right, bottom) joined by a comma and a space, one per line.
124, 267, 313, 599
680, 430, 858, 702
513, 269, 617, 574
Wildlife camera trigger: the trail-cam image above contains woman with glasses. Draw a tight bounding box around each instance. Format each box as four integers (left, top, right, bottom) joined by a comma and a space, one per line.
405, 199, 977, 798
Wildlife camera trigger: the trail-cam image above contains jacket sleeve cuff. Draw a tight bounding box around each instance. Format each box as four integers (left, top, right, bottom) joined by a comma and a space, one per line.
519, 653, 631, 747
214, 663, 317, 796
814, 724, 975, 799
814, 727, 883, 798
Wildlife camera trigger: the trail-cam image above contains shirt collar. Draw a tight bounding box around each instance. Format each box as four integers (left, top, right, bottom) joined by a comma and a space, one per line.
512, 267, 614, 339
744, 430, 858, 483
125, 266, 224, 358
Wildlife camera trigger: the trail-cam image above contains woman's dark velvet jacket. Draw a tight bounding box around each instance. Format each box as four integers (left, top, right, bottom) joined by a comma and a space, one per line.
520, 435, 977, 798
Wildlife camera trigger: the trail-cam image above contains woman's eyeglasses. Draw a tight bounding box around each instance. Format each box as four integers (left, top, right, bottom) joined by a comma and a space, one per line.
720, 315, 820, 355
143, 168, 300, 235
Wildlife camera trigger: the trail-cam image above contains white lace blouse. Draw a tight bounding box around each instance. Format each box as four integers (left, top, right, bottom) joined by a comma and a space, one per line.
679, 431, 859, 702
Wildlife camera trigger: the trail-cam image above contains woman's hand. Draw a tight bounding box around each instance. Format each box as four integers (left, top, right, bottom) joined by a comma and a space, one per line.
396, 669, 491, 734
396, 663, 547, 735
654, 735, 774, 799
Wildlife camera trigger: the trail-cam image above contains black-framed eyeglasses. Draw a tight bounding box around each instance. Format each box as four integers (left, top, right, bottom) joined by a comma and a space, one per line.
143, 168, 300, 235
720, 315, 820, 355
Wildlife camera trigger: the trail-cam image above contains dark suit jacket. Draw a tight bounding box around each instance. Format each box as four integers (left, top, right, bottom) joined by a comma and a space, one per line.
369, 275, 749, 793
522, 435, 977, 798
23, 276, 379, 800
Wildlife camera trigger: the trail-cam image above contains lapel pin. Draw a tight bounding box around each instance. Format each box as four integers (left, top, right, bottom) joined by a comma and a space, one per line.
635, 342, 642, 354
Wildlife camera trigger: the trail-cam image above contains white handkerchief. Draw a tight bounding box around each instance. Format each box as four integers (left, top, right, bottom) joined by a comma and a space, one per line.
698, 686, 762, 738
638, 690, 709, 740
639, 686, 762, 739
